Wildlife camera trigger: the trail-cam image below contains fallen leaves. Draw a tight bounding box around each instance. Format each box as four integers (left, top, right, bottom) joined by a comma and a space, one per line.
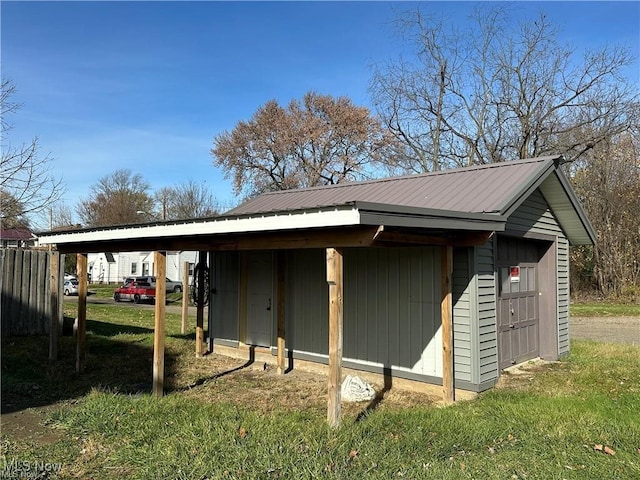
593, 444, 615, 456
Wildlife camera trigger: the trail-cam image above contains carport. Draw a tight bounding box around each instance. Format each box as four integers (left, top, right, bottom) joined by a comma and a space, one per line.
39, 155, 595, 426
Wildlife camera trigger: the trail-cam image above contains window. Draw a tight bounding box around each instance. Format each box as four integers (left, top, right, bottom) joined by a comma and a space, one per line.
188, 263, 195, 276
131, 262, 137, 275
142, 262, 150, 276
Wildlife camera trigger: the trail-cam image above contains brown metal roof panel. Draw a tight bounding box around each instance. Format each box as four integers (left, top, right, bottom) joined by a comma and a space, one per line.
228, 157, 555, 216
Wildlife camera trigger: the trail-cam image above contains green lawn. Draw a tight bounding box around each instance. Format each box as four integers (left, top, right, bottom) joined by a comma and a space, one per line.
1, 303, 639, 479
570, 302, 640, 317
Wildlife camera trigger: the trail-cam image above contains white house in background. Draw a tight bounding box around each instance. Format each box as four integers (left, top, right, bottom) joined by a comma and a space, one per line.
87, 251, 198, 284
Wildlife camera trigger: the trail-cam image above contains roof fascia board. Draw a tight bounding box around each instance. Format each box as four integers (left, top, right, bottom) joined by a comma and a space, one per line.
38, 206, 362, 246
354, 201, 506, 223
359, 211, 505, 232
554, 168, 597, 243
540, 168, 597, 245
497, 157, 560, 217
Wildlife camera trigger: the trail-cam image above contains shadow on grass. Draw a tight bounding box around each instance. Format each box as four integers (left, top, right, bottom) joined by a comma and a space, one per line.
173, 347, 256, 392
86, 319, 153, 337
0, 319, 183, 415
355, 366, 392, 423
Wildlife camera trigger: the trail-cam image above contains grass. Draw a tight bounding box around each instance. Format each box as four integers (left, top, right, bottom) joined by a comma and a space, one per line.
570, 302, 640, 317
2, 303, 639, 479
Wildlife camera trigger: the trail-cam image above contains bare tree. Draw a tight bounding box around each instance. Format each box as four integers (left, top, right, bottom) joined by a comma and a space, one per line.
1, 79, 64, 224
211, 91, 401, 197
50, 202, 76, 229
77, 169, 155, 227
571, 131, 640, 298
154, 186, 173, 221
156, 180, 220, 220
370, 7, 639, 172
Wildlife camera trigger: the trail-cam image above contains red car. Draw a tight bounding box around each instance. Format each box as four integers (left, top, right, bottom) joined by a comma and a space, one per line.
113, 277, 156, 304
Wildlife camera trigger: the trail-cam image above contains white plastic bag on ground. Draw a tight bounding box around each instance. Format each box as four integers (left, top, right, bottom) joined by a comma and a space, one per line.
341, 375, 376, 402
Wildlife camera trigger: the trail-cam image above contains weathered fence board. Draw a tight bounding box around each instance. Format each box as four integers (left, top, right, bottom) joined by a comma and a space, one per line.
0, 249, 64, 336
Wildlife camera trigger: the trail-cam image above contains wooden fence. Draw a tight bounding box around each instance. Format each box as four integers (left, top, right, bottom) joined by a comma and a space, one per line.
1, 248, 63, 336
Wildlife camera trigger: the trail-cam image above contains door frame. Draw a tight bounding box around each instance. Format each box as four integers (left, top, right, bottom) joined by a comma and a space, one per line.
495, 232, 558, 369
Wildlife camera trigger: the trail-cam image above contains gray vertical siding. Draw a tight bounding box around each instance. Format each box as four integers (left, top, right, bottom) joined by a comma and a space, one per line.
285, 249, 328, 355
453, 247, 474, 384
343, 247, 442, 378
557, 237, 570, 355
283, 247, 443, 378
475, 238, 499, 385
210, 251, 239, 343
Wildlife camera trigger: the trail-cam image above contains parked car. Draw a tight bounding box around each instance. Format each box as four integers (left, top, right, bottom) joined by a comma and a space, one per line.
121, 276, 183, 294
64, 272, 77, 282
113, 277, 156, 304
164, 277, 183, 293
63, 279, 78, 296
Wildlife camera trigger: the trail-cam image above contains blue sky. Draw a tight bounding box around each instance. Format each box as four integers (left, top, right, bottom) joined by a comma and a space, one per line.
2, 1, 639, 225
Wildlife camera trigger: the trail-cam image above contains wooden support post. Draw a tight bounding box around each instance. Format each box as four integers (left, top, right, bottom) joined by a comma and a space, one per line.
76, 253, 88, 373
441, 245, 454, 404
153, 251, 167, 397
49, 250, 60, 361
196, 251, 206, 357
276, 251, 286, 375
326, 247, 343, 428
181, 261, 189, 335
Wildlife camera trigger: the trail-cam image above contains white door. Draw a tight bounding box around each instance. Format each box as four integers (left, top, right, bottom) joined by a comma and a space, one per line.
245, 252, 273, 346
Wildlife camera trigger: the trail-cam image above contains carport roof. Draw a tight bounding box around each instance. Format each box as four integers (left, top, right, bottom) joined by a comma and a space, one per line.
38, 155, 595, 251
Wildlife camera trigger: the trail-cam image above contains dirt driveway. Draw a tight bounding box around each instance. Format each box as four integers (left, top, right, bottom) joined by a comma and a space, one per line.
570, 316, 640, 346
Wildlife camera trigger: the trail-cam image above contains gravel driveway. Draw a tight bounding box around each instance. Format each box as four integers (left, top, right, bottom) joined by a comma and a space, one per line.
570, 316, 640, 346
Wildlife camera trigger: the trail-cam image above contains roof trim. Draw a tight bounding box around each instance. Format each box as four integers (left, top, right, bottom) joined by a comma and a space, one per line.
539, 168, 597, 245
38, 205, 362, 245
354, 201, 506, 231
497, 155, 561, 216
494, 155, 596, 245
37, 155, 594, 249
37, 200, 509, 250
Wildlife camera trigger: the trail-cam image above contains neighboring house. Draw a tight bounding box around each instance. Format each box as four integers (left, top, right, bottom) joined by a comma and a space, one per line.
38, 156, 595, 393
88, 251, 198, 284
0, 228, 37, 248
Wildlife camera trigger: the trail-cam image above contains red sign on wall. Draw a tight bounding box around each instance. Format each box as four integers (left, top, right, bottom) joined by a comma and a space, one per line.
510, 266, 520, 282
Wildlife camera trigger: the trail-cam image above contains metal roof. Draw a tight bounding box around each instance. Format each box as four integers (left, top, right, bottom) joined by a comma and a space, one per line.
229, 157, 555, 216
37, 155, 595, 251
226, 155, 595, 245
0, 228, 36, 241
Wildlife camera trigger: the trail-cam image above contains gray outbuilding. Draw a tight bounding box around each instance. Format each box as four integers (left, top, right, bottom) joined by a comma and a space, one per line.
208, 155, 595, 392
39, 155, 595, 421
